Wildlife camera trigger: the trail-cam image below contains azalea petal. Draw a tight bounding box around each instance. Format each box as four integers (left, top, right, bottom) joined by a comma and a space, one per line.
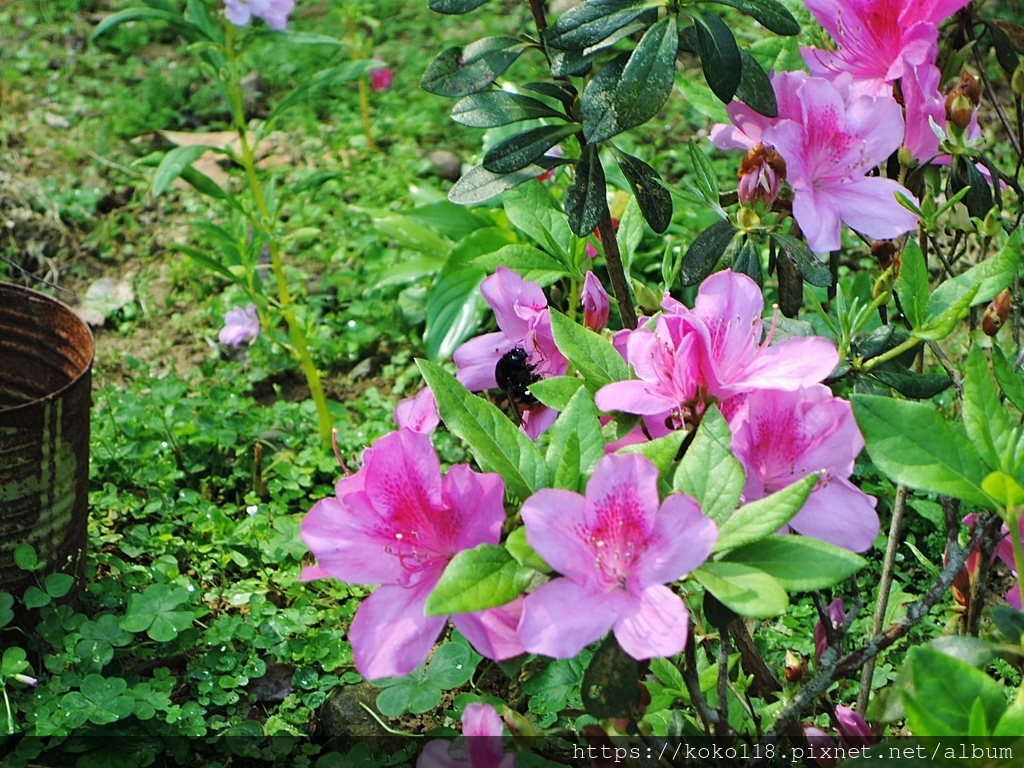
482, 267, 546, 337
595, 380, 674, 416
443, 464, 506, 552
521, 489, 593, 581
451, 599, 526, 661
300, 496, 403, 585
350, 581, 447, 679
791, 185, 843, 253
635, 494, 717, 588
822, 177, 919, 242
904, 0, 971, 26
788, 477, 879, 553
584, 453, 661, 535
521, 405, 558, 439
463, 703, 507, 768
842, 93, 906, 172
614, 585, 689, 659
362, 430, 444, 519
395, 388, 440, 433
803, 0, 840, 38
518, 579, 620, 658
692, 269, 764, 331
417, 740, 463, 768
734, 340, 840, 392
454, 332, 515, 391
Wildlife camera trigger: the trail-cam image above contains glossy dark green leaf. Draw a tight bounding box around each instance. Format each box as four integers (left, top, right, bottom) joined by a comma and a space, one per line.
992, 345, 1024, 414
565, 145, 609, 237
680, 219, 736, 286
614, 150, 673, 233
523, 81, 579, 111
693, 12, 742, 104
546, 0, 656, 51
948, 155, 993, 220
550, 48, 601, 78
705, 0, 800, 35
422, 38, 532, 97
582, 635, 640, 719
451, 90, 565, 127
735, 50, 777, 117
448, 164, 548, 204
429, 0, 492, 13
991, 605, 1024, 644
772, 232, 831, 286
986, 20, 1021, 74
733, 239, 763, 286
483, 123, 581, 174
582, 16, 679, 143
870, 370, 952, 399
776, 243, 803, 318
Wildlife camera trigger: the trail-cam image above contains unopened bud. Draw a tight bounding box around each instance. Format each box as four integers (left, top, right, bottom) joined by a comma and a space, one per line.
982, 207, 1003, 237
982, 288, 1011, 336
737, 143, 786, 206
958, 70, 981, 106
945, 91, 974, 130
872, 240, 896, 271
736, 206, 761, 231
1013, 64, 1024, 97
785, 650, 808, 683
12, 673, 38, 687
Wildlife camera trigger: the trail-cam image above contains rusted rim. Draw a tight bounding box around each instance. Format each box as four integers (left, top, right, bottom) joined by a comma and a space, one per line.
0, 282, 95, 414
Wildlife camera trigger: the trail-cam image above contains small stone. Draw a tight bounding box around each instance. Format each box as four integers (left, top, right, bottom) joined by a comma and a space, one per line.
428, 150, 462, 182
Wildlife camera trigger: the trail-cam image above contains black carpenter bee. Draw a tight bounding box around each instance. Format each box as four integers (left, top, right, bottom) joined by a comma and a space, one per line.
494, 347, 541, 424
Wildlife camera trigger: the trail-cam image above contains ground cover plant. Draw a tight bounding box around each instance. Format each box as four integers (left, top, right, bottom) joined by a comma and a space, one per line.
2, 0, 1024, 766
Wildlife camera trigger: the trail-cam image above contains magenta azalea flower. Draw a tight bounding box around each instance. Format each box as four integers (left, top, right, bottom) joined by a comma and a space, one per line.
801, 0, 969, 93
814, 597, 845, 665
453, 267, 568, 438
418, 703, 513, 768
223, 0, 294, 30
581, 271, 609, 332
517, 454, 716, 660
595, 270, 838, 427
727, 386, 879, 552
394, 387, 440, 434
711, 72, 919, 252
219, 303, 260, 346
301, 429, 524, 679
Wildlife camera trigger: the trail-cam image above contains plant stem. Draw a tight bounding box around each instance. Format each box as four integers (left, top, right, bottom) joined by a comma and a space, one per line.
858, 335, 921, 373
358, 75, 381, 152
598, 214, 638, 329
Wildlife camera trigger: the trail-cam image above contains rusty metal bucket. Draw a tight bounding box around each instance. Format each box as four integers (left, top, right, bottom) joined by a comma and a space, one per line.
0, 283, 93, 597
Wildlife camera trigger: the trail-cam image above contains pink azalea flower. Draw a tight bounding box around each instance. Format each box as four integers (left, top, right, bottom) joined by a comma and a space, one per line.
517, 454, 717, 660
219, 303, 260, 346
727, 386, 879, 552
418, 703, 514, 768
581, 272, 609, 332
595, 270, 838, 426
394, 387, 440, 434
901, 56, 946, 163
453, 267, 568, 438
801, 0, 970, 93
223, 0, 295, 30
370, 58, 395, 93
814, 598, 845, 665
711, 72, 919, 252
301, 429, 524, 679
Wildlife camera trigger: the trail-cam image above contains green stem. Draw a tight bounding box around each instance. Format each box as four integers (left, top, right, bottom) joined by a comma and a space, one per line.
358, 75, 381, 152
3, 684, 13, 736
225, 40, 333, 447
858, 336, 921, 373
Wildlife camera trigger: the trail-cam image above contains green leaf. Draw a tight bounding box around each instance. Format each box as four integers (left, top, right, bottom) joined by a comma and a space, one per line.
506, 526, 550, 572
733, 238, 764, 286
688, 140, 719, 208
870, 369, 951, 399
549, 310, 630, 390
582, 17, 679, 143
719, 537, 866, 591
927, 636, 1002, 668
430, 0, 492, 13
705, 0, 800, 35
470, 245, 568, 284
981, 471, 1024, 510
693, 562, 788, 617
90, 7, 206, 42
418, 360, 548, 500
901, 647, 1007, 736
693, 12, 742, 104
715, 474, 817, 552
422, 38, 532, 97
1, 647, 28, 677
425, 266, 488, 361
13, 543, 39, 571
173, 245, 238, 282
425, 544, 533, 615
617, 430, 687, 477
963, 345, 1013, 470
546, 0, 656, 51
673, 406, 744, 524
948, 154, 993, 220
896, 238, 930, 329
0, 593, 14, 629
987, 19, 1022, 74
680, 219, 737, 286
424, 641, 480, 690
528, 376, 584, 411
44, 572, 74, 599
483, 123, 581, 174
448, 164, 548, 204
522, 654, 591, 714
151, 145, 211, 197
119, 584, 194, 643
735, 50, 777, 117
852, 394, 991, 508
565, 144, 609, 237
613, 149, 673, 234
546, 387, 605, 492
992, 605, 1024, 644
994, 691, 1024, 737
771, 233, 831, 287
451, 90, 564, 128
582, 635, 640, 719
178, 165, 229, 200
502, 181, 575, 267
992, 344, 1024, 414
23, 587, 50, 609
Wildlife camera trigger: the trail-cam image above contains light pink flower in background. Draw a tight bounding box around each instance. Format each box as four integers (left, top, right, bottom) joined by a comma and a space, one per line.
370, 57, 395, 93
418, 703, 514, 768
581, 272, 610, 332
453, 267, 567, 438
727, 385, 879, 552
223, 0, 295, 30
814, 597, 845, 665
219, 303, 260, 346
518, 454, 716, 660
394, 387, 440, 434
596, 270, 838, 425
800, 0, 970, 93
301, 429, 524, 679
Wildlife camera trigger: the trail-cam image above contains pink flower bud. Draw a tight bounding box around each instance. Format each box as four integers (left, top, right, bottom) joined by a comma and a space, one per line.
581, 271, 609, 331
814, 598, 845, 666
737, 143, 786, 206
13, 673, 37, 687
370, 58, 394, 93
